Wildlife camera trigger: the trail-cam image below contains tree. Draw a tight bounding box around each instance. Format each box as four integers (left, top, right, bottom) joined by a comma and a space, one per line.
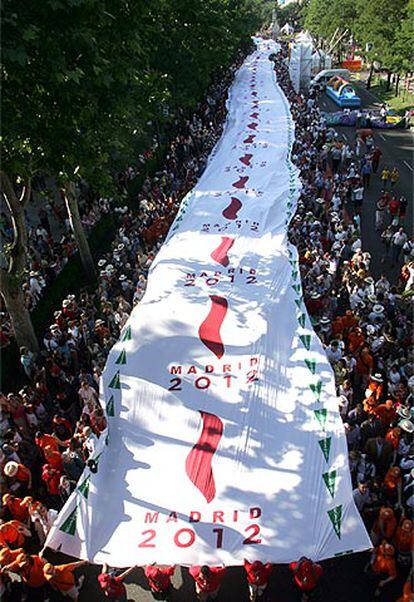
354, 0, 407, 88
2, 0, 158, 280
0, 171, 39, 351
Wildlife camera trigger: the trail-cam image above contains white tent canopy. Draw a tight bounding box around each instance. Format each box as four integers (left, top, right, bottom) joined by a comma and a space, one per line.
45, 38, 371, 567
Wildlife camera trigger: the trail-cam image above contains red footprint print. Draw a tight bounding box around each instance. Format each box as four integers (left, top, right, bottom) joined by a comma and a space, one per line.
198, 295, 228, 359
232, 176, 249, 189
222, 197, 242, 219
250, 112, 259, 119
211, 237, 234, 267
252, 91, 258, 97
243, 134, 256, 144
239, 153, 253, 166
185, 411, 223, 503
247, 122, 258, 130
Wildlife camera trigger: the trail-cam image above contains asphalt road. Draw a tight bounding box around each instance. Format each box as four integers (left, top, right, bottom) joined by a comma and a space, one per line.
319, 82, 413, 282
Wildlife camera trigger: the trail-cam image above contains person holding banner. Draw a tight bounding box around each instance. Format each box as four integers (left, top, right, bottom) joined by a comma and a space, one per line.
243, 559, 273, 600
189, 564, 227, 601
144, 564, 175, 600
97, 562, 136, 601
288, 557, 323, 601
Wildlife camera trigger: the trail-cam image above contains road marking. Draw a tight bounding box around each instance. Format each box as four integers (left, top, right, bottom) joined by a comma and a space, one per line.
403, 160, 413, 172
379, 134, 386, 141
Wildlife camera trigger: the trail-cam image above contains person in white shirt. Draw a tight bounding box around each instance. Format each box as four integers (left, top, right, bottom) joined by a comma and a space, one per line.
391, 228, 408, 265
325, 340, 343, 364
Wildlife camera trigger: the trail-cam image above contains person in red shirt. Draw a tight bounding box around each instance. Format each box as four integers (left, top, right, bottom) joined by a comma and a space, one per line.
0, 519, 31, 549
97, 562, 135, 601
289, 557, 323, 601
244, 559, 272, 600
41, 462, 62, 497
144, 564, 175, 599
189, 564, 227, 601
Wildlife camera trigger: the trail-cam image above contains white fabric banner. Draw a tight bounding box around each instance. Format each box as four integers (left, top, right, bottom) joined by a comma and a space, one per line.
46, 38, 371, 567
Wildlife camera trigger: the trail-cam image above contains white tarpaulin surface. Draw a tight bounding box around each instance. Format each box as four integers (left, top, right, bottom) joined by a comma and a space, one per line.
46, 38, 371, 567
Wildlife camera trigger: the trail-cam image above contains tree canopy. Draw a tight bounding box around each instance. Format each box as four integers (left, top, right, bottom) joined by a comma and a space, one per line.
303, 0, 413, 75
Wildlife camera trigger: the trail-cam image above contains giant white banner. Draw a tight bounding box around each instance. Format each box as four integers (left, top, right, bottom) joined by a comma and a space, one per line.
45, 38, 371, 567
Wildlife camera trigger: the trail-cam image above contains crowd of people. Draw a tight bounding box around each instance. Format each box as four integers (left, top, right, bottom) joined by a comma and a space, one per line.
275, 40, 413, 601
0, 37, 413, 602
0, 190, 113, 349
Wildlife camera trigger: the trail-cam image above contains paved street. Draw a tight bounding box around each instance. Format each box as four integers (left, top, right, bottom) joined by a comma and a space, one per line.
319, 83, 413, 282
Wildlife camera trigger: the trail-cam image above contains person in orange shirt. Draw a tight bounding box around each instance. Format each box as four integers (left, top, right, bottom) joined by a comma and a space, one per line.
368, 541, 397, 597
385, 427, 401, 452
43, 560, 88, 600
35, 430, 66, 453
363, 374, 384, 414
0, 545, 24, 567
383, 466, 403, 505
347, 326, 365, 354
2, 494, 29, 523
2, 551, 46, 589
393, 519, 413, 567
371, 507, 397, 546
396, 569, 413, 602
355, 347, 374, 389
0, 519, 31, 549
331, 316, 345, 338
374, 400, 397, 428
44, 445, 63, 471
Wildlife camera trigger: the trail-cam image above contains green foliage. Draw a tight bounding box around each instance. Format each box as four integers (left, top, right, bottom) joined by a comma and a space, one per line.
303, 0, 412, 76
2, 0, 267, 189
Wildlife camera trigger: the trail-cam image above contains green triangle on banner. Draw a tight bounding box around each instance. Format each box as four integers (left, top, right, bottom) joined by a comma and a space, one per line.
106, 395, 115, 417
309, 380, 323, 400
78, 477, 90, 500
294, 299, 302, 309
327, 504, 343, 539
298, 314, 306, 328
289, 259, 296, 267
121, 325, 131, 341
305, 359, 317, 374
314, 409, 327, 430
115, 349, 127, 365
59, 506, 77, 536
287, 201, 292, 208
310, 316, 318, 326
318, 436, 332, 463
300, 335, 311, 351
292, 284, 301, 294
105, 434, 109, 446
291, 270, 298, 280
323, 470, 337, 498
108, 371, 121, 390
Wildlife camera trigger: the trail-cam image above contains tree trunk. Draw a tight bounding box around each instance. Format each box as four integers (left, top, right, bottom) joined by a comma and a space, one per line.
366, 63, 374, 89
0, 271, 39, 352
0, 169, 39, 352
395, 74, 400, 96
63, 183, 97, 281
386, 71, 392, 91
